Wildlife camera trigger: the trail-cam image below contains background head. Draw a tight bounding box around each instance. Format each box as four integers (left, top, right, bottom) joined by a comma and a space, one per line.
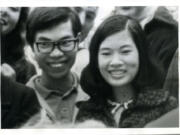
81, 7, 98, 41
1, 7, 29, 63
114, 6, 146, 21
72, 7, 98, 41
81, 15, 151, 99
73, 7, 86, 26
1, 7, 29, 36
26, 7, 81, 47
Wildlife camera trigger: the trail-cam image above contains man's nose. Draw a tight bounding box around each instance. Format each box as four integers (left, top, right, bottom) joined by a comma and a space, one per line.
49, 46, 64, 57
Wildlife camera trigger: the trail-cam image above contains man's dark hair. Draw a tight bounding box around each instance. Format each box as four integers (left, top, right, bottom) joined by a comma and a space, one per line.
26, 7, 82, 47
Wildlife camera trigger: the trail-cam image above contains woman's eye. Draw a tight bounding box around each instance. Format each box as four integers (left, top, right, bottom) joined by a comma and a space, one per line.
121, 50, 131, 54
100, 52, 111, 56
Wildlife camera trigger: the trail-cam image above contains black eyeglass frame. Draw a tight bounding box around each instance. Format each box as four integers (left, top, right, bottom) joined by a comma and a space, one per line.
35, 33, 81, 54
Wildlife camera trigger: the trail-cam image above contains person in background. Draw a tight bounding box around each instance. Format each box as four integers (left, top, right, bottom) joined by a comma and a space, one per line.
80, 7, 98, 42
1, 7, 36, 84
1, 74, 40, 129
72, 7, 98, 78
73, 7, 98, 43
75, 15, 177, 128
145, 49, 179, 127
113, 6, 178, 97
25, 7, 89, 126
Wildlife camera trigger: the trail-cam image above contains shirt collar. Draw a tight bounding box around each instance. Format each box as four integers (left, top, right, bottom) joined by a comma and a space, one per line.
34, 73, 79, 100
75, 86, 89, 102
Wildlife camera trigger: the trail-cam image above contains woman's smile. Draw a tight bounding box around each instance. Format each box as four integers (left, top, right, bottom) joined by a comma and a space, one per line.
98, 29, 139, 87
108, 69, 126, 79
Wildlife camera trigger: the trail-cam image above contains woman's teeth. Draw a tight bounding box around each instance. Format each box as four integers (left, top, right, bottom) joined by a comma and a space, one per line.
109, 70, 125, 77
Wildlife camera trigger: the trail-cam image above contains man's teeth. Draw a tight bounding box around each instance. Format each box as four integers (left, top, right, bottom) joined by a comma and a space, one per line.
50, 63, 63, 67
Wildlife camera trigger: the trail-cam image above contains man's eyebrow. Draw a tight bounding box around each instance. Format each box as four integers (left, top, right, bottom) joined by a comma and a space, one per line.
59, 36, 74, 40
36, 37, 51, 41
36, 36, 74, 42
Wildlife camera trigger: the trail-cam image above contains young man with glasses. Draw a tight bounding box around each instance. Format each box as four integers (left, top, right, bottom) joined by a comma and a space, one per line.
25, 7, 89, 126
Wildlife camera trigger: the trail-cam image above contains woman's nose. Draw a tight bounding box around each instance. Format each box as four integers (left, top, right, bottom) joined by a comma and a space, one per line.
110, 54, 123, 67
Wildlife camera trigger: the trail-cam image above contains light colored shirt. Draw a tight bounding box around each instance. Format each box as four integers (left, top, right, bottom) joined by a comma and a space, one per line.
26, 73, 89, 124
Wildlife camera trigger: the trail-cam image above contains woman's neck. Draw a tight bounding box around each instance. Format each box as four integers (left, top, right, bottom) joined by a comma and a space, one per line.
112, 84, 135, 103
40, 72, 74, 94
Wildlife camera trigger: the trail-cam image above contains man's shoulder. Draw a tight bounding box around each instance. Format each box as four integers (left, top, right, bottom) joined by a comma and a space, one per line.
76, 84, 90, 102
72, 72, 90, 102
150, 6, 177, 28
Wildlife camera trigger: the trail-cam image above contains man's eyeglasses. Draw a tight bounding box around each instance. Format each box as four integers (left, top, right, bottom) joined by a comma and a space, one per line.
35, 35, 80, 54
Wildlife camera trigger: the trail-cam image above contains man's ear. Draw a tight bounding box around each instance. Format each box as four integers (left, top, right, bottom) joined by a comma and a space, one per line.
31, 43, 35, 52
77, 32, 81, 41
76, 32, 82, 51
31, 44, 38, 60
77, 32, 83, 42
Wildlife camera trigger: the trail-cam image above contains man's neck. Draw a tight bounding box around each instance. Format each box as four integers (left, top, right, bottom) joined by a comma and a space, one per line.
40, 72, 74, 94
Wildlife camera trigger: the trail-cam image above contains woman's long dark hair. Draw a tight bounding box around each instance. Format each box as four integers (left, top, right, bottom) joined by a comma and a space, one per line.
1, 7, 29, 64
80, 15, 161, 102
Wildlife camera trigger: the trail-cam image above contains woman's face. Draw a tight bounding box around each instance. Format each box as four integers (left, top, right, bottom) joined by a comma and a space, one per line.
98, 29, 139, 88
0, 7, 21, 35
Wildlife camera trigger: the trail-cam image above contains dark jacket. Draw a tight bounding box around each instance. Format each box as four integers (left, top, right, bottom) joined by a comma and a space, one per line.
163, 49, 178, 100
1, 56, 36, 84
1, 31, 36, 84
76, 88, 177, 128
1, 75, 40, 128
13, 57, 36, 84
144, 7, 178, 88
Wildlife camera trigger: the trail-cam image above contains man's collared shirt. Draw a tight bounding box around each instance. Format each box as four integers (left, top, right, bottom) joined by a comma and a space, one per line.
26, 73, 89, 124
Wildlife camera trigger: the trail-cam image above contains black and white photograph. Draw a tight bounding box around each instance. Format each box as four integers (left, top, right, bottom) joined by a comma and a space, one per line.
0, 1, 179, 134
